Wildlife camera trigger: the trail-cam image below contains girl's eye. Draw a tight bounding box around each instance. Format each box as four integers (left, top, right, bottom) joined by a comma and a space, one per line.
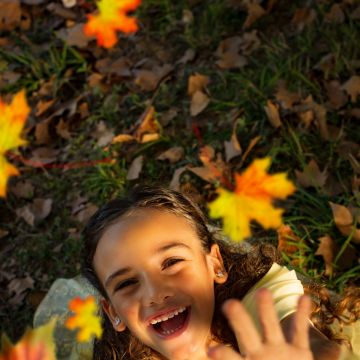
115, 278, 137, 291
162, 258, 184, 270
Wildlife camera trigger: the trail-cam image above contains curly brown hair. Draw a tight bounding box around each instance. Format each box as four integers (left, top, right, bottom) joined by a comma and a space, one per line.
82, 186, 359, 359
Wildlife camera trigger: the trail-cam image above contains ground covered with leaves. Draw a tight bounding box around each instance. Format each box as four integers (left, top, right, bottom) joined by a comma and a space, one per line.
0, 0, 360, 342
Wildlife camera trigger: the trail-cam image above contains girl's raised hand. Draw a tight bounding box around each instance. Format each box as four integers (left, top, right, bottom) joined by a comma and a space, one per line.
208, 288, 314, 360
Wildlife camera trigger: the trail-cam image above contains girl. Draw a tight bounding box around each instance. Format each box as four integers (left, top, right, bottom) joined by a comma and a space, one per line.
79, 186, 358, 360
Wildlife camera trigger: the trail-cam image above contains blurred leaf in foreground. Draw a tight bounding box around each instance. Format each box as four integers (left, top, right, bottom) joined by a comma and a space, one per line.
0, 318, 56, 360
65, 296, 103, 342
84, 0, 141, 48
0, 90, 30, 197
208, 157, 296, 242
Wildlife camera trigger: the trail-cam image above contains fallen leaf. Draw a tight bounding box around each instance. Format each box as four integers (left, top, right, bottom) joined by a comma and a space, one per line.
0, 228, 9, 239
313, 53, 335, 79
35, 119, 52, 145
329, 202, 360, 244
277, 224, 300, 254
169, 166, 187, 191
292, 7, 317, 32
275, 80, 301, 110
190, 90, 210, 116
134, 64, 173, 92
295, 159, 328, 189
208, 157, 296, 242
157, 146, 184, 163
62, 0, 76, 8
7, 275, 34, 305
29, 147, 59, 165
16, 198, 52, 226
316, 235, 335, 276
56, 118, 72, 139
57, 23, 93, 48
351, 5, 360, 19
341, 75, 360, 102
92, 121, 114, 147
35, 99, 55, 117
16, 205, 35, 226
176, 48, 196, 65
216, 51, 248, 70
188, 73, 210, 96
134, 106, 161, 142
159, 108, 178, 126
10, 180, 34, 199
96, 57, 132, 77
224, 121, 242, 162
243, 1, 266, 29
127, 155, 143, 180
0, 0, 21, 31
324, 80, 348, 109
73, 203, 98, 224
264, 100, 282, 128
111, 134, 135, 144
324, 4, 345, 24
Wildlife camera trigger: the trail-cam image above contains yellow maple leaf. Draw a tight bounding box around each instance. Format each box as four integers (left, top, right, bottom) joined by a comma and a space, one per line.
84, 0, 141, 48
0, 318, 56, 360
65, 296, 103, 342
208, 157, 296, 242
0, 90, 30, 197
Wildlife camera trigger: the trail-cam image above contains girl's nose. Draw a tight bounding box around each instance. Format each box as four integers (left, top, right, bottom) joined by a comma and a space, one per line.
142, 276, 173, 306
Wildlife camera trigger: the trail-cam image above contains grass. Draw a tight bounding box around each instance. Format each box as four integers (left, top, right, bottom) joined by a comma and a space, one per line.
0, 0, 359, 344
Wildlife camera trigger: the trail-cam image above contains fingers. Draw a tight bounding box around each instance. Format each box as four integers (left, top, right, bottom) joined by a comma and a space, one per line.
256, 288, 285, 344
222, 299, 262, 354
291, 295, 312, 349
208, 345, 245, 360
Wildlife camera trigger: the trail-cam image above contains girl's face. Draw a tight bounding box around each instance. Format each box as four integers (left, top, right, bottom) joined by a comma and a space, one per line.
93, 209, 227, 360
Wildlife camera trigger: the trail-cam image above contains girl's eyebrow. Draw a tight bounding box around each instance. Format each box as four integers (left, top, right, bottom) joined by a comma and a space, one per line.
104, 241, 190, 288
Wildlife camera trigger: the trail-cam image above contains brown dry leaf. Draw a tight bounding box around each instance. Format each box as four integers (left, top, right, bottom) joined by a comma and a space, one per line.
0, 0, 21, 31
159, 108, 178, 126
325, 80, 348, 109
10, 180, 34, 199
29, 147, 59, 164
73, 202, 98, 223
188, 73, 210, 96
169, 166, 187, 191
313, 53, 335, 79
111, 134, 135, 144
176, 49, 196, 65
292, 7, 317, 32
216, 51, 248, 70
243, 1, 266, 29
127, 155, 143, 180
339, 108, 360, 119
264, 100, 282, 128
93, 121, 114, 147
316, 235, 335, 276
275, 81, 301, 110
56, 118, 71, 139
240, 30, 261, 55
7, 275, 34, 305
190, 90, 210, 116
35, 119, 51, 145
295, 159, 328, 189
135, 106, 161, 142
62, 0, 76, 8
0, 228, 9, 239
308, 97, 329, 140
134, 64, 173, 92
35, 99, 55, 117
56, 23, 92, 48
351, 5, 360, 20
324, 4, 345, 24
329, 202, 360, 244
239, 135, 261, 167
157, 146, 184, 163
341, 75, 360, 102
0, 71, 21, 87
16, 198, 52, 226
224, 122, 242, 162
188, 166, 219, 183
96, 57, 132, 77
277, 225, 302, 265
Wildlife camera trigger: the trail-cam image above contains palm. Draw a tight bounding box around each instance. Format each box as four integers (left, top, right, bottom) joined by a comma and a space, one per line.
208, 289, 314, 360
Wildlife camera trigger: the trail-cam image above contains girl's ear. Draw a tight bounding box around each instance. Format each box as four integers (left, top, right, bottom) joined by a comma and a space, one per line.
208, 244, 228, 284
101, 298, 126, 332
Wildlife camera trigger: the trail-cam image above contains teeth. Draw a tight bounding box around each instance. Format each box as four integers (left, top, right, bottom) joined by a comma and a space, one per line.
150, 307, 186, 325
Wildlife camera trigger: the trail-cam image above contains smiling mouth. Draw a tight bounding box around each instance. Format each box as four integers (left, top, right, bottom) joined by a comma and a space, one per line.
150, 307, 191, 340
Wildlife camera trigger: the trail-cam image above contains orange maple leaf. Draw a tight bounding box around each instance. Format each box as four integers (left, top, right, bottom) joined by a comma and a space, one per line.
84, 0, 141, 48
65, 296, 103, 342
0, 318, 56, 360
208, 158, 296, 242
0, 90, 30, 197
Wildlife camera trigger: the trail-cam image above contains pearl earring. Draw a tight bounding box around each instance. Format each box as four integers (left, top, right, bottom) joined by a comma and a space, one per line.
114, 317, 121, 326
217, 270, 224, 277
